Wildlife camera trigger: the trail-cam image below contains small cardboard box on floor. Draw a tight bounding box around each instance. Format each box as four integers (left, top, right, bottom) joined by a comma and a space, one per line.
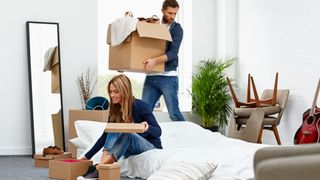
49, 159, 93, 180
34, 152, 72, 168
97, 163, 120, 180
107, 21, 172, 72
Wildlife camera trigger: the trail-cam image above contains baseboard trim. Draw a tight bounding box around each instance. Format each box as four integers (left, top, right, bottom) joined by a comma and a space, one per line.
0, 146, 32, 155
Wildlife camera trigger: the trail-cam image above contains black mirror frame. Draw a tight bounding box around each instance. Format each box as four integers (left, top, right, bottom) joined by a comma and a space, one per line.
26, 21, 65, 155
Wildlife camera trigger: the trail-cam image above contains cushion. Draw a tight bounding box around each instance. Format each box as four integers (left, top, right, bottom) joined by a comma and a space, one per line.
235, 105, 280, 117
74, 120, 107, 147
69, 137, 87, 149
147, 161, 217, 180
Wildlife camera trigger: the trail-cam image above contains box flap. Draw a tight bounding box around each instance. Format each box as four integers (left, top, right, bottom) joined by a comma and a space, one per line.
97, 163, 120, 170
107, 24, 112, 45
137, 22, 172, 42
51, 47, 59, 67
34, 152, 72, 160
34, 154, 54, 160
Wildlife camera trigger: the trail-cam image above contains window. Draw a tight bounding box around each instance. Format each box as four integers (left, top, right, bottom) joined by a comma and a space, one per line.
97, 0, 192, 111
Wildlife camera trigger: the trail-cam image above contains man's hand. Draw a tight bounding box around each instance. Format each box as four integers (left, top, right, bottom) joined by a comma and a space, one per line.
143, 58, 157, 72
141, 121, 149, 133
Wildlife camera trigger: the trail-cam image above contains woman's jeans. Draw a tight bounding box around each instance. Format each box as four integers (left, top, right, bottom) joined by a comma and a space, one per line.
142, 75, 185, 121
103, 133, 155, 160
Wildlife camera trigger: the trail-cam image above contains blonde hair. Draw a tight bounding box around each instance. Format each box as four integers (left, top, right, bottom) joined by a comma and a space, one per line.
107, 74, 134, 123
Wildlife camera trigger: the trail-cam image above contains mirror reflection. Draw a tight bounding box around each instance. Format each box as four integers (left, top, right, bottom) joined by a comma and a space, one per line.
26, 21, 65, 155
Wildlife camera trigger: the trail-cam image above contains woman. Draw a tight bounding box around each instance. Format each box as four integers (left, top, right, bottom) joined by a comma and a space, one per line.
78, 74, 162, 179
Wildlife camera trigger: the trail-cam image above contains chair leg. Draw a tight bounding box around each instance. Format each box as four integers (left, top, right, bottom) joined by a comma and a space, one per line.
237, 124, 242, 131
272, 124, 282, 145
271, 72, 278, 106
227, 77, 240, 108
250, 76, 261, 107
247, 73, 251, 102
257, 128, 263, 144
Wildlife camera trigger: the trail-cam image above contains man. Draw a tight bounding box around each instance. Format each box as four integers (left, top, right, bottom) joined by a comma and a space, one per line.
142, 0, 185, 121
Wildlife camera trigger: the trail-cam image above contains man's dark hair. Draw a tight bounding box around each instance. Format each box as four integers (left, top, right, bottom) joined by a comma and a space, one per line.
162, 0, 179, 10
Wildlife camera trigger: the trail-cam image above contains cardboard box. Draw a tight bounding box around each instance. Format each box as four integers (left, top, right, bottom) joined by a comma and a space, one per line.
68, 110, 109, 158
107, 21, 172, 72
97, 163, 120, 180
52, 112, 64, 150
51, 48, 60, 93
105, 123, 145, 133
49, 159, 93, 180
34, 152, 72, 168
51, 64, 60, 93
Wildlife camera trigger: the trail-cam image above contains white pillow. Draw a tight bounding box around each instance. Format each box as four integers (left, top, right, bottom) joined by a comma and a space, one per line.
69, 137, 88, 149
147, 161, 217, 180
74, 120, 107, 147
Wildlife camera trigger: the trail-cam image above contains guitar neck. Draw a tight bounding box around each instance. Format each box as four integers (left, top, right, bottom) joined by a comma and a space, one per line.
310, 78, 320, 116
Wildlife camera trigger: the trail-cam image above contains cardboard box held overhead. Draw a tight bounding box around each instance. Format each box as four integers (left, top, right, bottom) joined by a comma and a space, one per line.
107, 21, 172, 73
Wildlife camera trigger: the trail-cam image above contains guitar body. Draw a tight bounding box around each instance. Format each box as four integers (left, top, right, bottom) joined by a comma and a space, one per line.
294, 78, 320, 144
294, 107, 320, 144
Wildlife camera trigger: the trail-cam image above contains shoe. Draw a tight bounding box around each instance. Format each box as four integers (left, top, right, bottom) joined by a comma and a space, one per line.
77, 165, 99, 180
43, 146, 64, 155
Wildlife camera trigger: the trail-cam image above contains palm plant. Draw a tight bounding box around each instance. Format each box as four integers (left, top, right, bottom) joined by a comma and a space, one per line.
191, 57, 236, 128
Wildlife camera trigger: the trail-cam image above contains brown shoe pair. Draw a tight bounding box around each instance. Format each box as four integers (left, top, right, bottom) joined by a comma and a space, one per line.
43, 146, 64, 155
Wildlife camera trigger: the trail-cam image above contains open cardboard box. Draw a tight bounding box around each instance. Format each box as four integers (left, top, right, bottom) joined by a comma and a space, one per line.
68, 110, 109, 158
49, 159, 93, 180
107, 21, 172, 73
34, 152, 72, 168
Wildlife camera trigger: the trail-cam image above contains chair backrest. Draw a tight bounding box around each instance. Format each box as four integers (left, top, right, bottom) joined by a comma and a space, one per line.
227, 109, 265, 143
261, 89, 289, 125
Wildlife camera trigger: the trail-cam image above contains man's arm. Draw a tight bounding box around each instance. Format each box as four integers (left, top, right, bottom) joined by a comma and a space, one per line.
143, 54, 168, 72
143, 23, 183, 72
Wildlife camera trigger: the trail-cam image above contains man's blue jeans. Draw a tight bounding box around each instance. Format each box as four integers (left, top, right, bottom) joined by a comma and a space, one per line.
103, 133, 155, 161
142, 75, 185, 121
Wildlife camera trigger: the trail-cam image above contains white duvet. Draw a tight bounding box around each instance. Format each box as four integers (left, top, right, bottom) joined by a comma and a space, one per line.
76, 121, 269, 179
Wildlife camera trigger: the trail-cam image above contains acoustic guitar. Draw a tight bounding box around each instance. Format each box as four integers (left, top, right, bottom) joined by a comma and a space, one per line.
294, 78, 320, 144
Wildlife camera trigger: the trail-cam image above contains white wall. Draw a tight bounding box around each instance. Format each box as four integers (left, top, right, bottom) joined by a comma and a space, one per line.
238, 0, 320, 144
192, 0, 216, 63
0, 0, 97, 155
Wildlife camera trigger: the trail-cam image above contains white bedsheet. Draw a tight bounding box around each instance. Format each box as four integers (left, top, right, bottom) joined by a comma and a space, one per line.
76, 121, 269, 179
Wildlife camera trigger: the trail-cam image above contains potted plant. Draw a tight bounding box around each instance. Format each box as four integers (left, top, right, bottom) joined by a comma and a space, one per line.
190, 57, 236, 131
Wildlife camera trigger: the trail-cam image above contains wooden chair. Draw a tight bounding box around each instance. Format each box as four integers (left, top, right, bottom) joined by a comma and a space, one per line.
227, 109, 265, 143
236, 89, 289, 144
250, 72, 278, 107
226, 74, 257, 108
227, 73, 279, 108
228, 72, 284, 144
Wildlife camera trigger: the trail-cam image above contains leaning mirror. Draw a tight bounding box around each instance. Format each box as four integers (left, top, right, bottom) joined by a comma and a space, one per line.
26, 21, 65, 155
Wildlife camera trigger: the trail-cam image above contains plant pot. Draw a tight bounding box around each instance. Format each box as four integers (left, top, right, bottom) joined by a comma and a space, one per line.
202, 126, 219, 132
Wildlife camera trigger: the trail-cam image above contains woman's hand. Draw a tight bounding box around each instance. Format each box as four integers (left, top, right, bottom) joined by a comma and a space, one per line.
80, 156, 88, 160
141, 121, 149, 133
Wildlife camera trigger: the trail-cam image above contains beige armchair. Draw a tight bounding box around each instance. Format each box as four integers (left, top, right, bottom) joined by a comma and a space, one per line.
254, 144, 320, 180
227, 109, 265, 143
